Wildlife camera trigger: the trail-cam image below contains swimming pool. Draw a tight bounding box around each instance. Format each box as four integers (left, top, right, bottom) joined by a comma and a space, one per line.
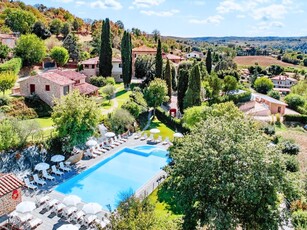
55, 146, 169, 210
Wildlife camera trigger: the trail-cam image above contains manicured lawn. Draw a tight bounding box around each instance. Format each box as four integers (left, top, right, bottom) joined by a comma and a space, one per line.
116, 89, 132, 108
33, 117, 54, 128
101, 100, 113, 110
144, 118, 175, 140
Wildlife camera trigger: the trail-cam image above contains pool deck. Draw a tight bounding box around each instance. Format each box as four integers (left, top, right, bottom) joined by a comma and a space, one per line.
0, 136, 170, 230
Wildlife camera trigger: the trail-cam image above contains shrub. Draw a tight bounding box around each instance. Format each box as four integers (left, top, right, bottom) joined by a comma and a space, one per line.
104, 77, 115, 85
121, 101, 141, 118
220, 90, 252, 104
254, 77, 274, 94
0, 58, 22, 75
268, 90, 280, 100
24, 95, 52, 117
284, 155, 300, 172
285, 94, 305, 111
284, 114, 307, 123
281, 140, 300, 155
90, 76, 106, 87
292, 210, 307, 228
263, 125, 275, 136
275, 113, 281, 125
0, 96, 10, 106
108, 108, 135, 133
156, 107, 188, 133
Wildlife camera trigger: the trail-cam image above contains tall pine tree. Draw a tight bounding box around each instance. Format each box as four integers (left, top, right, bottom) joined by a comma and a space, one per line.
206, 49, 212, 74
63, 33, 80, 62
183, 64, 202, 110
121, 31, 132, 88
165, 59, 172, 102
155, 39, 163, 78
99, 18, 113, 77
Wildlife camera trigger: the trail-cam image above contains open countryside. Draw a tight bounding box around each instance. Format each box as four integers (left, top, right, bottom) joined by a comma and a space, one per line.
0, 0, 306, 230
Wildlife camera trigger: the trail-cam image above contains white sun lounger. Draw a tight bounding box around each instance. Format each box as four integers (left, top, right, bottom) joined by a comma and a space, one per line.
82, 214, 98, 228
33, 174, 46, 186
42, 170, 55, 180
118, 134, 127, 142
147, 134, 153, 142
59, 162, 71, 172
36, 195, 50, 207
92, 147, 103, 156
110, 138, 120, 146
162, 137, 171, 145
52, 165, 64, 176
51, 203, 66, 215
97, 144, 107, 153
140, 133, 147, 141
24, 178, 38, 190
45, 199, 59, 210
84, 149, 97, 158
27, 218, 43, 229
156, 135, 162, 143
114, 136, 124, 144
62, 206, 77, 219
133, 132, 141, 139
72, 210, 85, 223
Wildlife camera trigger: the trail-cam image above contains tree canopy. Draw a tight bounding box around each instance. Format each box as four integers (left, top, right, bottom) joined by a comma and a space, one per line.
107, 108, 135, 134
4, 8, 36, 34
254, 77, 274, 94
165, 59, 172, 101
0, 44, 10, 61
155, 39, 163, 78
206, 49, 212, 74
0, 72, 17, 95
14, 34, 46, 67
50, 46, 69, 67
51, 90, 100, 151
121, 31, 132, 88
167, 116, 288, 229
63, 33, 80, 62
32, 21, 51, 39
99, 18, 113, 77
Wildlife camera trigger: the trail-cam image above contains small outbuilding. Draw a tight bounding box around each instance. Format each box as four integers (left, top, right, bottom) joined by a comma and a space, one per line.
0, 173, 24, 216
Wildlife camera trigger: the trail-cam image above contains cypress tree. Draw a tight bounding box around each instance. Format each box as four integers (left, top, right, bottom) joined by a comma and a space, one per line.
165, 59, 172, 101
99, 18, 113, 77
128, 32, 132, 82
183, 64, 202, 110
155, 39, 163, 78
177, 69, 189, 114
206, 49, 212, 74
121, 31, 132, 88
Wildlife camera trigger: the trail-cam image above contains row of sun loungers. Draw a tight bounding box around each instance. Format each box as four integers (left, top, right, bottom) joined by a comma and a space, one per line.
9, 211, 43, 229
133, 132, 172, 145
24, 163, 72, 190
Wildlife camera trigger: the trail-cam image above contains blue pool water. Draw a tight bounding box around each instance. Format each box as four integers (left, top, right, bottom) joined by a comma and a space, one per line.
55, 146, 169, 210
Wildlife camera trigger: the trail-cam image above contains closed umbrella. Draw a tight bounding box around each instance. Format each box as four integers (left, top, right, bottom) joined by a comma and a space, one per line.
63, 195, 81, 207
82, 203, 102, 215
86, 140, 97, 147
16, 201, 36, 214
105, 132, 115, 138
57, 224, 79, 230
51, 155, 65, 163
150, 128, 160, 134
34, 163, 49, 171
173, 132, 184, 138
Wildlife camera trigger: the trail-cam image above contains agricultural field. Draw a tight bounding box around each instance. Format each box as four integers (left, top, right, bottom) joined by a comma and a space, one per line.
234, 56, 307, 69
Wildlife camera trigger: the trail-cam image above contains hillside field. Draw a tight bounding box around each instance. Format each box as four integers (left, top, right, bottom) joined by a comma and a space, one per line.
234, 56, 306, 69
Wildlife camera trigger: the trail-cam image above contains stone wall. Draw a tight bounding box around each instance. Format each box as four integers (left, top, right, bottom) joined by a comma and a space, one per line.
0, 188, 22, 216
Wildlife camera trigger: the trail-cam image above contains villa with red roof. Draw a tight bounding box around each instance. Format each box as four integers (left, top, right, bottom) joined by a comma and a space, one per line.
80, 57, 123, 82
162, 53, 185, 64
271, 75, 297, 93
19, 70, 99, 106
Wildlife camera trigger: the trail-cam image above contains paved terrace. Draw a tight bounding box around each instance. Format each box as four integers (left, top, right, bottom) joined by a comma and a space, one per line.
0, 136, 170, 230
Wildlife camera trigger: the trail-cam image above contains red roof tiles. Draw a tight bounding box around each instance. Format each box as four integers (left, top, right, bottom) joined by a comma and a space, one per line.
41, 72, 75, 86
0, 174, 24, 197
80, 57, 122, 65
73, 83, 99, 95
271, 75, 297, 82
52, 70, 86, 81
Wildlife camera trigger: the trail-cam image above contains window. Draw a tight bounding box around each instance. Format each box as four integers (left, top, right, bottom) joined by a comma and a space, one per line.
45, 85, 50, 91
120, 74, 123, 79
92, 64, 95, 69
119, 63, 122, 68
63, 86, 70, 95
75, 80, 80, 84
85, 64, 89, 69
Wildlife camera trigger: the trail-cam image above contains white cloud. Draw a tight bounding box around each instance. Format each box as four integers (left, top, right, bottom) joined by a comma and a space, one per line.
133, 0, 165, 8
216, 0, 243, 14
76, 1, 86, 5
140, 9, 180, 17
90, 0, 122, 10
189, 15, 224, 24
252, 4, 287, 20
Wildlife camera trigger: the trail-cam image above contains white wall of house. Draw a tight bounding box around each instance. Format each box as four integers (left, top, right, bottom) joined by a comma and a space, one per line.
187, 52, 201, 59
271, 79, 296, 88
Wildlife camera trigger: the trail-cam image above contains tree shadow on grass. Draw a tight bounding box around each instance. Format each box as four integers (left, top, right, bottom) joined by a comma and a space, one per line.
156, 182, 184, 215
115, 89, 127, 98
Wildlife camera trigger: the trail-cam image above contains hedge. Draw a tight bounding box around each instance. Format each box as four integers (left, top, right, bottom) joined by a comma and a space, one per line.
0, 58, 22, 75
220, 90, 252, 104
284, 114, 307, 123
156, 107, 189, 133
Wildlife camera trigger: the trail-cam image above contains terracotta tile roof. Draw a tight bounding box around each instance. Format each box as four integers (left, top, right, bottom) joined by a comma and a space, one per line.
0, 34, 15, 39
0, 174, 24, 196
271, 75, 297, 82
73, 83, 99, 95
41, 72, 75, 86
163, 53, 185, 60
253, 93, 288, 106
274, 88, 291, 92
80, 57, 122, 65
132, 45, 156, 52
52, 70, 86, 81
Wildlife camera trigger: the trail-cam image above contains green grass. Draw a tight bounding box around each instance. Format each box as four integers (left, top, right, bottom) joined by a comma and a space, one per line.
116, 89, 132, 108
100, 100, 113, 110
33, 117, 54, 128
144, 118, 175, 140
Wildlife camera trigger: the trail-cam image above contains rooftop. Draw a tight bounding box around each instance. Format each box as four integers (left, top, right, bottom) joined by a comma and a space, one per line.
73, 83, 99, 95
0, 174, 24, 197
271, 75, 297, 82
252, 93, 288, 106
162, 53, 185, 60
80, 57, 121, 65
132, 45, 156, 52
52, 70, 86, 81
41, 72, 75, 86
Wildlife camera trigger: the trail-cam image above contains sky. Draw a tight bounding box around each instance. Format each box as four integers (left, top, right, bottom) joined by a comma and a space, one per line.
22, 0, 307, 37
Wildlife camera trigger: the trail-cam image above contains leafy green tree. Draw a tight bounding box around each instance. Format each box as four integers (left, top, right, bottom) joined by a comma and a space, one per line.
223, 75, 238, 93
0, 118, 19, 151
52, 90, 100, 151
144, 79, 168, 117
268, 64, 284, 76
14, 34, 46, 67
206, 49, 212, 74
121, 31, 132, 88
0, 72, 17, 95
167, 116, 288, 229
254, 77, 274, 94
49, 19, 63, 35
177, 61, 193, 113
165, 59, 172, 101
303, 58, 307, 67
207, 73, 223, 102
32, 21, 51, 39
155, 39, 163, 78
284, 94, 305, 110
50, 46, 69, 67
121, 101, 141, 118
183, 64, 201, 110
102, 84, 116, 103
134, 55, 155, 79
63, 33, 80, 61
13, 119, 40, 147
61, 22, 71, 38
268, 90, 281, 100
4, 8, 36, 34
72, 19, 80, 31
0, 44, 9, 60
115, 20, 124, 29
152, 29, 160, 43
99, 18, 113, 77
108, 108, 135, 133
